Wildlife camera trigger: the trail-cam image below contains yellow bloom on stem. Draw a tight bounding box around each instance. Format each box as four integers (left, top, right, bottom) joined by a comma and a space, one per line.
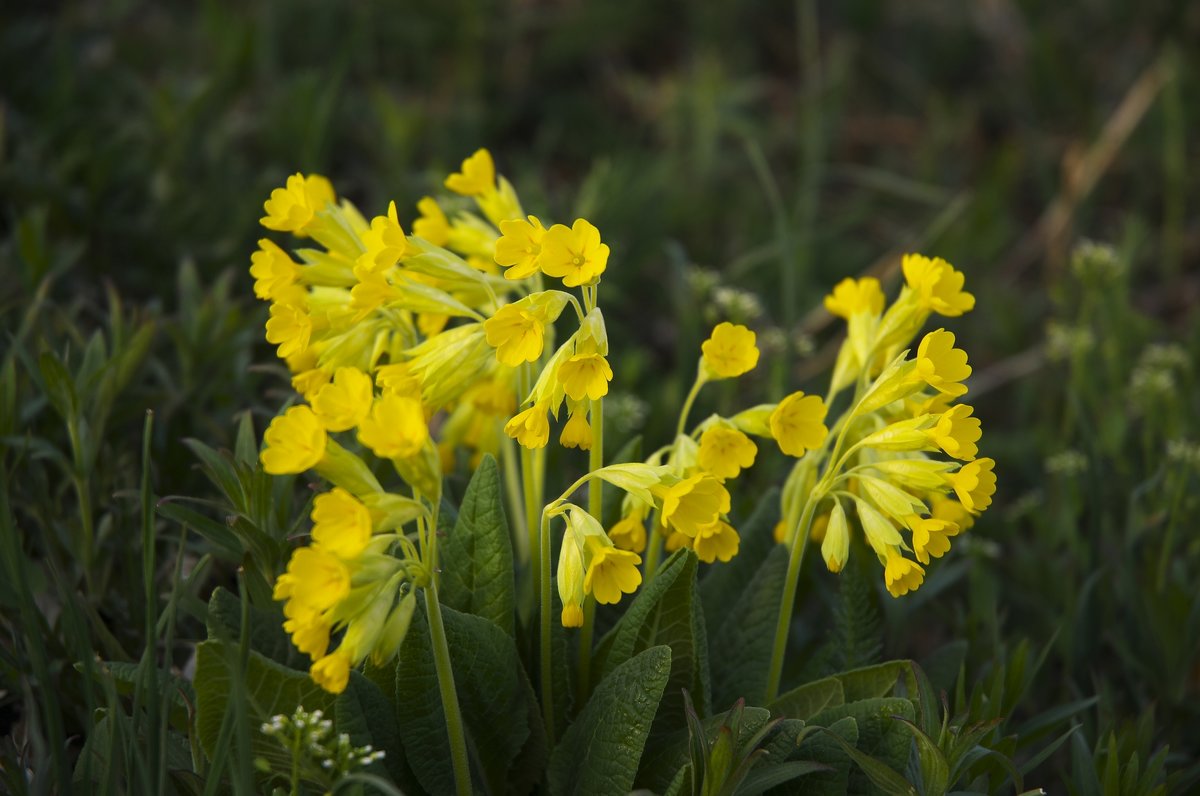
375, 362, 423, 399
657, 474, 731, 538
930, 493, 975, 532
608, 512, 647, 553
292, 367, 332, 401
484, 304, 545, 367
693, 520, 740, 563
312, 367, 374, 432
824, 277, 884, 319
583, 541, 643, 604
539, 219, 609, 287
902, 254, 975, 317
915, 329, 971, 397
261, 173, 335, 235
357, 393, 428, 459
701, 322, 759, 379
504, 402, 551, 449
821, 503, 850, 573
697, 425, 757, 480
883, 549, 925, 597
261, 405, 327, 474
265, 301, 312, 360
357, 201, 410, 274
558, 352, 613, 401
559, 407, 593, 450
770, 392, 828, 457
905, 514, 959, 565
926, 404, 982, 460
310, 649, 352, 694
283, 614, 330, 660
557, 530, 586, 627
412, 196, 451, 246
250, 239, 301, 301
280, 546, 350, 611
495, 215, 547, 280
444, 148, 496, 196
311, 487, 373, 558
664, 530, 691, 553
945, 457, 997, 513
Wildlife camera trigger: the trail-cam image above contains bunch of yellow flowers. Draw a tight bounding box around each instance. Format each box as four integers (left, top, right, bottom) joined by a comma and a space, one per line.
248, 149, 993, 717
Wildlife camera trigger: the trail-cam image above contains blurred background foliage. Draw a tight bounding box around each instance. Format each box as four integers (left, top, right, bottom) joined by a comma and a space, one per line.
1, 0, 1198, 791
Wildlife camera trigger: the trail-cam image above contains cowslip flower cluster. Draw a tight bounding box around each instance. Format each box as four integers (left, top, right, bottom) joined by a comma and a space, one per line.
770, 256, 995, 597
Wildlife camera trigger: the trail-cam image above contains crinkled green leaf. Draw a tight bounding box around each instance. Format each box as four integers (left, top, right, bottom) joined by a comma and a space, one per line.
710, 544, 788, 707
770, 677, 845, 721
439, 454, 515, 636
205, 587, 308, 670
549, 645, 671, 796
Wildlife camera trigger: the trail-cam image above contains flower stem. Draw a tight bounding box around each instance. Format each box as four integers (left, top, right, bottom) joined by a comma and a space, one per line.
765, 493, 819, 701
424, 582, 472, 796
578, 397, 604, 695
539, 511, 556, 745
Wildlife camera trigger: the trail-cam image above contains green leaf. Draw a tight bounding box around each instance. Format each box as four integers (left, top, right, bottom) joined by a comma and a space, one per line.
700, 489, 779, 621
206, 587, 309, 670
769, 677, 845, 721
896, 719, 949, 796
184, 438, 247, 512
636, 703, 772, 792
156, 501, 243, 559
193, 640, 334, 766
710, 544, 788, 707
395, 597, 537, 795
439, 455, 515, 636
593, 549, 708, 744
834, 660, 918, 702
795, 716, 859, 795
809, 698, 917, 793
820, 728, 917, 796
734, 760, 831, 795
548, 645, 672, 796
335, 671, 420, 793
38, 350, 78, 421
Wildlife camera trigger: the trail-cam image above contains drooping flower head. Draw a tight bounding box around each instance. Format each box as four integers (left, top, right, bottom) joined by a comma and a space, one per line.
697, 425, 757, 480
701, 322, 759, 379
261, 405, 327, 474
539, 219, 609, 287
261, 173, 335, 236
770, 392, 828, 458
824, 277, 885, 319
902, 254, 975, 317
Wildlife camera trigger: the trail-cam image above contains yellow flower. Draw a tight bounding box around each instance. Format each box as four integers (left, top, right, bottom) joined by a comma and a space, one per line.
280, 546, 350, 611
557, 529, 586, 627
261, 173, 335, 235
608, 513, 647, 553
375, 362, 423, 399
495, 215, 547, 280
283, 614, 330, 660
265, 301, 312, 360
701, 322, 759, 379
261, 405, 327, 474
412, 196, 451, 246
693, 520, 740, 563
312, 367, 374, 432
311, 487, 373, 559
583, 541, 643, 604
657, 474, 731, 538
484, 304, 545, 367
945, 457, 997, 513
357, 201, 410, 274
821, 503, 850, 573
915, 329, 971, 397
250, 239, 301, 301
930, 493, 975, 532
905, 515, 959, 565
558, 353, 613, 401
310, 649, 352, 694
559, 408, 593, 450
539, 219, 609, 287
770, 392, 828, 457
504, 402, 551, 449
902, 254, 975, 317
357, 393, 428, 459
444, 148, 496, 196
824, 277, 884, 319
664, 530, 691, 553
697, 425, 757, 480
292, 367, 332, 401
926, 404, 981, 460
883, 549, 925, 597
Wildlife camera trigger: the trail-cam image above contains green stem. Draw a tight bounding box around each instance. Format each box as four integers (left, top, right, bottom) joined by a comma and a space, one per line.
425, 581, 472, 796
675, 366, 706, 443
502, 437, 529, 566
641, 508, 664, 583
765, 494, 820, 701
577, 398, 604, 696
1155, 471, 1189, 591
539, 512, 556, 745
